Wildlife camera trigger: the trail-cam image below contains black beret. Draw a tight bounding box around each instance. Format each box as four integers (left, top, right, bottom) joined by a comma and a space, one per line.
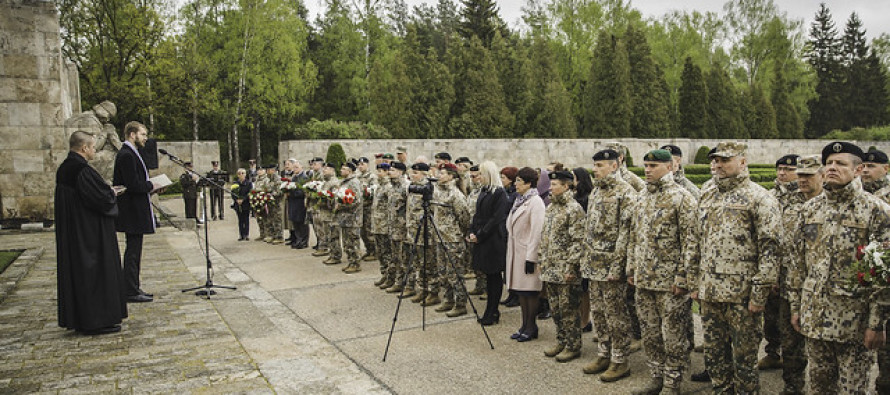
455, 157, 472, 164
864, 149, 889, 164
469, 165, 480, 171
323, 162, 337, 169
708, 147, 717, 156
391, 162, 407, 171
592, 149, 621, 161
434, 152, 452, 160
344, 162, 357, 171
411, 162, 430, 171
358, 157, 370, 163
775, 154, 799, 167
660, 145, 682, 157
548, 170, 574, 181
263, 163, 277, 169
349, 158, 359, 165
644, 149, 673, 162
310, 157, 324, 163
377, 163, 391, 170
821, 141, 864, 165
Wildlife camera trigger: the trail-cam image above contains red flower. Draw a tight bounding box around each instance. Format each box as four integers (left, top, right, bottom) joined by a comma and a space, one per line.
856, 245, 867, 261
281, 177, 289, 182
857, 272, 868, 285
871, 267, 878, 277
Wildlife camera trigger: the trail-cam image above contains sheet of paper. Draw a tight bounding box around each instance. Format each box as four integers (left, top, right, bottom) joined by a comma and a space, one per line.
149, 174, 173, 193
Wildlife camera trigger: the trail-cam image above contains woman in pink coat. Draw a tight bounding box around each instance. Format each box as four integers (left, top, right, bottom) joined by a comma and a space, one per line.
505, 167, 546, 342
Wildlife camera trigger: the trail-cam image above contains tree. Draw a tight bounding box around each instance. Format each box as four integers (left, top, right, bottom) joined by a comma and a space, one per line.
403, 26, 455, 138
526, 34, 576, 138
706, 66, 743, 138
625, 24, 671, 137
368, 50, 413, 138
311, 0, 366, 121
457, 0, 504, 48
806, 3, 844, 136
491, 32, 533, 136
771, 62, 803, 138
448, 36, 513, 137
750, 84, 778, 138
326, 143, 347, 169
840, 13, 889, 129
677, 57, 709, 138
582, 31, 631, 137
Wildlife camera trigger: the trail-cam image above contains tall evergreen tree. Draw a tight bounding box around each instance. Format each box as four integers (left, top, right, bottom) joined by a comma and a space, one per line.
582, 31, 631, 137
624, 25, 671, 137
863, 51, 890, 126
739, 86, 757, 138
448, 36, 514, 137
771, 62, 803, 138
457, 0, 504, 48
404, 27, 455, 138
806, 3, 844, 136
527, 34, 576, 137
678, 57, 710, 138
751, 83, 779, 138
706, 66, 744, 139
368, 50, 413, 138
491, 31, 533, 137
311, 0, 366, 121
840, 12, 888, 129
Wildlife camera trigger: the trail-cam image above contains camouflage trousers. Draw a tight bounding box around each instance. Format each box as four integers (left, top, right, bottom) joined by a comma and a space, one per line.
777, 297, 806, 393
700, 300, 762, 394
879, 342, 890, 392
806, 338, 874, 395
374, 234, 391, 276
636, 288, 691, 388
256, 212, 267, 239
263, 204, 282, 240
336, 226, 361, 264
327, 224, 342, 259
361, 208, 375, 256
390, 241, 416, 290
763, 291, 781, 357
411, 243, 438, 294
589, 280, 631, 363
546, 282, 582, 352
437, 242, 467, 305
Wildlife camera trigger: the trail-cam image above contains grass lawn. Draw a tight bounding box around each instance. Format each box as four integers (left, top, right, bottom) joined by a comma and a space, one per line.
0, 250, 23, 275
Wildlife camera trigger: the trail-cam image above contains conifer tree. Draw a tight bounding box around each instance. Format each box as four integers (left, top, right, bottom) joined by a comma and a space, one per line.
751, 84, 779, 139
771, 62, 803, 138
458, 0, 503, 48
705, 66, 742, 139
491, 31, 533, 137
582, 31, 631, 137
738, 87, 756, 139
625, 25, 671, 138
368, 51, 413, 138
448, 36, 514, 137
678, 57, 709, 138
527, 35, 576, 137
806, 3, 844, 136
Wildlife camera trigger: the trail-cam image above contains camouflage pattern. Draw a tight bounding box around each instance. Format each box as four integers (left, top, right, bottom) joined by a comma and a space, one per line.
307, 170, 323, 247
807, 338, 874, 395
546, 282, 583, 352
778, 297, 806, 393
406, 179, 437, 293
627, 173, 698, 292
864, 176, 890, 204
636, 288, 691, 389
338, 226, 361, 264
864, 175, 890, 393
433, 180, 471, 303
539, 191, 585, 285
256, 171, 283, 240
334, 174, 363, 228
437, 242, 467, 305
406, 180, 435, 246
618, 165, 645, 192
375, 234, 392, 277
412, 244, 438, 294
700, 300, 762, 394
674, 168, 700, 199
359, 170, 376, 256
253, 173, 268, 239
581, 172, 635, 282
320, 175, 340, 257
589, 280, 631, 363
388, 177, 410, 242
370, 176, 390, 235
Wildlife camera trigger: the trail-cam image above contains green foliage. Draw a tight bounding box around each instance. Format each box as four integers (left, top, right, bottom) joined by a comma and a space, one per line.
326, 143, 347, 169
0, 250, 23, 275
294, 119, 390, 140
750, 84, 779, 138
706, 67, 744, 138
772, 63, 804, 138
526, 34, 577, 137
625, 25, 672, 137
449, 36, 514, 137
678, 57, 710, 138
822, 125, 890, 140
583, 31, 631, 137
694, 146, 712, 164
625, 149, 634, 167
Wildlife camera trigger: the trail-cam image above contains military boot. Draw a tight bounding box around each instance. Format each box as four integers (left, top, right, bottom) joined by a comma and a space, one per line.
435, 300, 455, 312
555, 348, 580, 363
468, 286, 484, 296
628, 339, 642, 354
374, 276, 387, 287
757, 354, 783, 370
343, 263, 361, 274
631, 377, 663, 395
323, 257, 340, 265
271, 238, 284, 245
311, 249, 329, 257
544, 344, 565, 358
582, 356, 610, 375
421, 293, 441, 306
378, 277, 395, 290
362, 254, 377, 262
263, 237, 273, 243
599, 362, 630, 382
410, 291, 427, 303
399, 288, 416, 298
445, 305, 467, 317
385, 283, 404, 294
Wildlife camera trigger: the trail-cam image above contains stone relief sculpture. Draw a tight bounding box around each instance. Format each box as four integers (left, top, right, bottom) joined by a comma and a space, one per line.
64, 100, 120, 183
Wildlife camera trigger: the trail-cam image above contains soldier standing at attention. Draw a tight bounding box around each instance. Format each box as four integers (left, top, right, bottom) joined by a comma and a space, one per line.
322, 162, 346, 265
180, 162, 199, 224
334, 161, 364, 274
790, 142, 890, 394
260, 164, 284, 244
307, 157, 325, 251
407, 163, 439, 306
862, 149, 890, 202
372, 163, 394, 288
206, 161, 228, 220
689, 141, 781, 394
580, 149, 636, 382
432, 163, 471, 317
385, 162, 413, 296
604, 142, 645, 192
312, 163, 338, 257
252, 167, 268, 241
540, 170, 586, 363
628, 150, 698, 395
660, 144, 700, 199
357, 157, 377, 262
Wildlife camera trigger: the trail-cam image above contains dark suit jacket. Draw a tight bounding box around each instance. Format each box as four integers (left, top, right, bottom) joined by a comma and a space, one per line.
113, 144, 155, 234
470, 186, 508, 274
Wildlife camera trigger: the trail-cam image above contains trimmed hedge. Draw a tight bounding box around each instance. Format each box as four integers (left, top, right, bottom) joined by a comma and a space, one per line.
628, 165, 776, 187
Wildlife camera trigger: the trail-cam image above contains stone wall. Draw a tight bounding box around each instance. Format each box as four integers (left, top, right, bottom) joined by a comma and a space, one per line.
280, 138, 890, 169
0, 0, 79, 220
154, 141, 222, 182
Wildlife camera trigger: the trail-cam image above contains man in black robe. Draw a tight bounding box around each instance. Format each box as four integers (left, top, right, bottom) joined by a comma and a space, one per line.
55, 131, 127, 335
179, 162, 199, 224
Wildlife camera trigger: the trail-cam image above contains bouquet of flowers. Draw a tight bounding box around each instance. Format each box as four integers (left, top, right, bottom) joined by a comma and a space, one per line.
335, 187, 356, 206
280, 178, 298, 192
248, 189, 269, 218
850, 241, 890, 287
363, 184, 378, 199
303, 180, 324, 199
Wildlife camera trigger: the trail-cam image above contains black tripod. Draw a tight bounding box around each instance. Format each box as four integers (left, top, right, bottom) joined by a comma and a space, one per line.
158, 149, 236, 298
383, 183, 494, 361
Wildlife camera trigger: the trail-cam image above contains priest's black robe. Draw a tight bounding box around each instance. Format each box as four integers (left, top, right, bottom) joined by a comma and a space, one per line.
55, 151, 128, 331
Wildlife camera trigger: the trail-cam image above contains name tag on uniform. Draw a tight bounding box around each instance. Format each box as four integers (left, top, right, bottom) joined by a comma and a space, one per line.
602, 197, 617, 203
842, 220, 867, 229
656, 202, 672, 208
726, 204, 748, 210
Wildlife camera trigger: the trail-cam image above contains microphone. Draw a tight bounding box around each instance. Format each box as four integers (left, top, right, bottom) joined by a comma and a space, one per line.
158, 148, 179, 161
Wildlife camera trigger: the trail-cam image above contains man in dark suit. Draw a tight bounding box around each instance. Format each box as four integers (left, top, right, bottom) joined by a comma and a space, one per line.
206, 161, 228, 220
180, 162, 199, 224
113, 121, 158, 303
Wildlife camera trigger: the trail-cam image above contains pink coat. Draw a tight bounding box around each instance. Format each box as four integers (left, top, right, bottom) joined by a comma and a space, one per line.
505, 194, 545, 291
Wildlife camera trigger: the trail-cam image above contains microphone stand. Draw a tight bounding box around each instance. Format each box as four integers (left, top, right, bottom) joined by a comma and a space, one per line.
159, 150, 236, 298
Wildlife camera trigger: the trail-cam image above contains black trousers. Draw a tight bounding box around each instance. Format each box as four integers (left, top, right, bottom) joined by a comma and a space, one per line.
293, 222, 309, 247
123, 233, 144, 296
237, 208, 250, 238
484, 272, 503, 319
210, 190, 224, 219
183, 197, 197, 219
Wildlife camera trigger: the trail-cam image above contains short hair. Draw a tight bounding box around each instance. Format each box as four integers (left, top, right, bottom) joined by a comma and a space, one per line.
69, 131, 95, 151
500, 166, 519, 183
124, 121, 146, 137
516, 167, 538, 186
479, 161, 504, 188
549, 161, 565, 171
237, 168, 247, 174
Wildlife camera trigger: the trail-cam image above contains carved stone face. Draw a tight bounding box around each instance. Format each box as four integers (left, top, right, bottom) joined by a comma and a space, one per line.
92, 101, 117, 123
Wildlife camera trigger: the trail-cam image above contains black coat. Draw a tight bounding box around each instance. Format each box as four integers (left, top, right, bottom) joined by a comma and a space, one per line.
55, 152, 127, 331
233, 179, 252, 212
113, 143, 155, 234
287, 172, 308, 223
470, 186, 508, 274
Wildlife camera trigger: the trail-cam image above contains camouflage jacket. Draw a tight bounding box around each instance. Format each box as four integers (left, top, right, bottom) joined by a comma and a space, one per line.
864, 176, 890, 204
674, 168, 700, 199
628, 174, 698, 292
388, 178, 410, 242
335, 175, 363, 227
582, 173, 636, 281
256, 172, 283, 201
306, 170, 322, 213
790, 179, 890, 343
539, 191, 585, 285
359, 170, 375, 208
771, 181, 802, 208
691, 174, 781, 306
433, 180, 471, 243
370, 179, 391, 235
772, 183, 807, 300
316, 175, 339, 222
406, 180, 434, 245
619, 166, 645, 192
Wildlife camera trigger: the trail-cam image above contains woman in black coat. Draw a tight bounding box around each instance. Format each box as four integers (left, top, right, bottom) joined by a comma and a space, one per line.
467, 161, 509, 325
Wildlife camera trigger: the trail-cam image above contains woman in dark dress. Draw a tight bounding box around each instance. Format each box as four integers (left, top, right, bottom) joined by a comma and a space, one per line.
233, 168, 253, 240
467, 161, 509, 325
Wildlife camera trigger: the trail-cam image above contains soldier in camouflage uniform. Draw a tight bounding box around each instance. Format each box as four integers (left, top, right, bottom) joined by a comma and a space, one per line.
689, 141, 782, 394
357, 157, 377, 261
789, 142, 890, 394
580, 149, 635, 383
627, 150, 698, 395
432, 164, 471, 317
385, 162, 415, 296
604, 142, 645, 192
372, 163, 394, 288
406, 162, 439, 305
661, 144, 700, 199
312, 163, 338, 258
861, 149, 890, 394
306, 158, 325, 251
252, 170, 268, 241
259, 164, 284, 244
540, 170, 586, 363
330, 162, 363, 273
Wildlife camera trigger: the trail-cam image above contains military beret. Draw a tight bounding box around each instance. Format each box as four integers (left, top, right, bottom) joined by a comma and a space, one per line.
821, 141, 864, 165
343, 162, 357, 171
411, 162, 430, 172
434, 152, 452, 160
374, 153, 384, 158
396, 145, 408, 153
592, 149, 621, 161
263, 163, 278, 169
708, 147, 717, 156
710, 142, 747, 158
382, 153, 395, 160
644, 149, 673, 162
796, 155, 822, 175
455, 157, 473, 164
604, 142, 627, 156
377, 163, 391, 170
775, 154, 799, 167
211, 160, 219, 166
469, 165, 480, 171
660, 145, 682, 157
323, 162, 337, 169
310, 157, 324, 163
863, 149, 889, 164
358, 157, 370, 163
349, 158, 359, 165
439, 163, 459, 172
548, 170, 574, 181
391, 161, 407, 171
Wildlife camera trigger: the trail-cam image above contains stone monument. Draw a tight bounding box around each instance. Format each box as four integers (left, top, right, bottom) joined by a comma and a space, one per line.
64, 100, 121, 182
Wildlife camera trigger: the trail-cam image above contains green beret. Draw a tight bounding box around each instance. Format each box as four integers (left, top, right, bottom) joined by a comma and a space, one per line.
644, 149, 672, 162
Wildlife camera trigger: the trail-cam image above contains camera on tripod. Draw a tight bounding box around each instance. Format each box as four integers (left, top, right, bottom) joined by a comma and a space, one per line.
408, 177, 438, 200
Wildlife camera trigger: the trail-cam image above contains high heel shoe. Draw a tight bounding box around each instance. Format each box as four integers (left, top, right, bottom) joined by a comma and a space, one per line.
517, 329, 538, 342
511, 329, 524, 340
479, 312, 500, 326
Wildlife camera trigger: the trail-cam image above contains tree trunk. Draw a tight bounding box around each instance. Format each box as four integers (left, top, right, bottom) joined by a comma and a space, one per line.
254, 119, 261, 164
192, 83, 199, 141
231, 0, 252, 171
146, 73, 155, 135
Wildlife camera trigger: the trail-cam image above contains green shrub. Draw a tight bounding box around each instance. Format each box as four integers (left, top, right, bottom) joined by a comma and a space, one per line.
757, 181, 775, 190
682, 164, 712, 175
326, 143, 347, 170
293, 119, 391, 139
625, 148, 634, 167
628, 167, 643, 177
694, 146, 711, 164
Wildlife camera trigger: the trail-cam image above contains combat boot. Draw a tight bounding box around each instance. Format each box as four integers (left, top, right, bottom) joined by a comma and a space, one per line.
631, 377, 663, 395
378, 277, 395, 290
385, 283, 404, 294
410, 291, 427, 303
599, 362, 630, 382
421, 293, 441, 306
757, 354, 783, 370
468, 287, 484, 296
263, 237, 273, 243
435, 301, 455, 312
399, 288, 416, 298
271, 238, 284, 245
374, 276, 387, 287
555, 349, 580, 363
343, 263, 361, 274
323, 257, 340, 265
582, 356, 610, 374
311, 249, 329, 257
544, 344, 565, 358
445, 305, 467, 317
363, 254, 377, 262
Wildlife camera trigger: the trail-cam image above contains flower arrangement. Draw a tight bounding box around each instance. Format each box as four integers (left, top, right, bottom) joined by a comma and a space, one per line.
280, 179, 298, 191
850, 241, 890, 287
363, 184, 378, 199
248, 189, 270, 218
335, 187, 356, 205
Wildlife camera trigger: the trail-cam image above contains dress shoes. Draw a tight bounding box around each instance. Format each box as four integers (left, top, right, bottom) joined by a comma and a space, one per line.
137, 289, 153, 298
80, 324, 122, 335
516, 330, 538, 342
127, 294, 153, 303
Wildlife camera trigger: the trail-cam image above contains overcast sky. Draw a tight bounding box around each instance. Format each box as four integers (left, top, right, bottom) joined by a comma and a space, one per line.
302, 0, 889, 39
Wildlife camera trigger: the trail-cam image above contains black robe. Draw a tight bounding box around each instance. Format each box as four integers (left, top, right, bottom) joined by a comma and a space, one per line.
55, 152, 127, 331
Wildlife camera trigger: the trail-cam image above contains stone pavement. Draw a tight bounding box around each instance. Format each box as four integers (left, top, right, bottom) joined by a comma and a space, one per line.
0, 196, 798, 394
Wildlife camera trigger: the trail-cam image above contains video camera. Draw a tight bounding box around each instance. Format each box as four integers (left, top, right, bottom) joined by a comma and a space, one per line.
408, 177, 438, 200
